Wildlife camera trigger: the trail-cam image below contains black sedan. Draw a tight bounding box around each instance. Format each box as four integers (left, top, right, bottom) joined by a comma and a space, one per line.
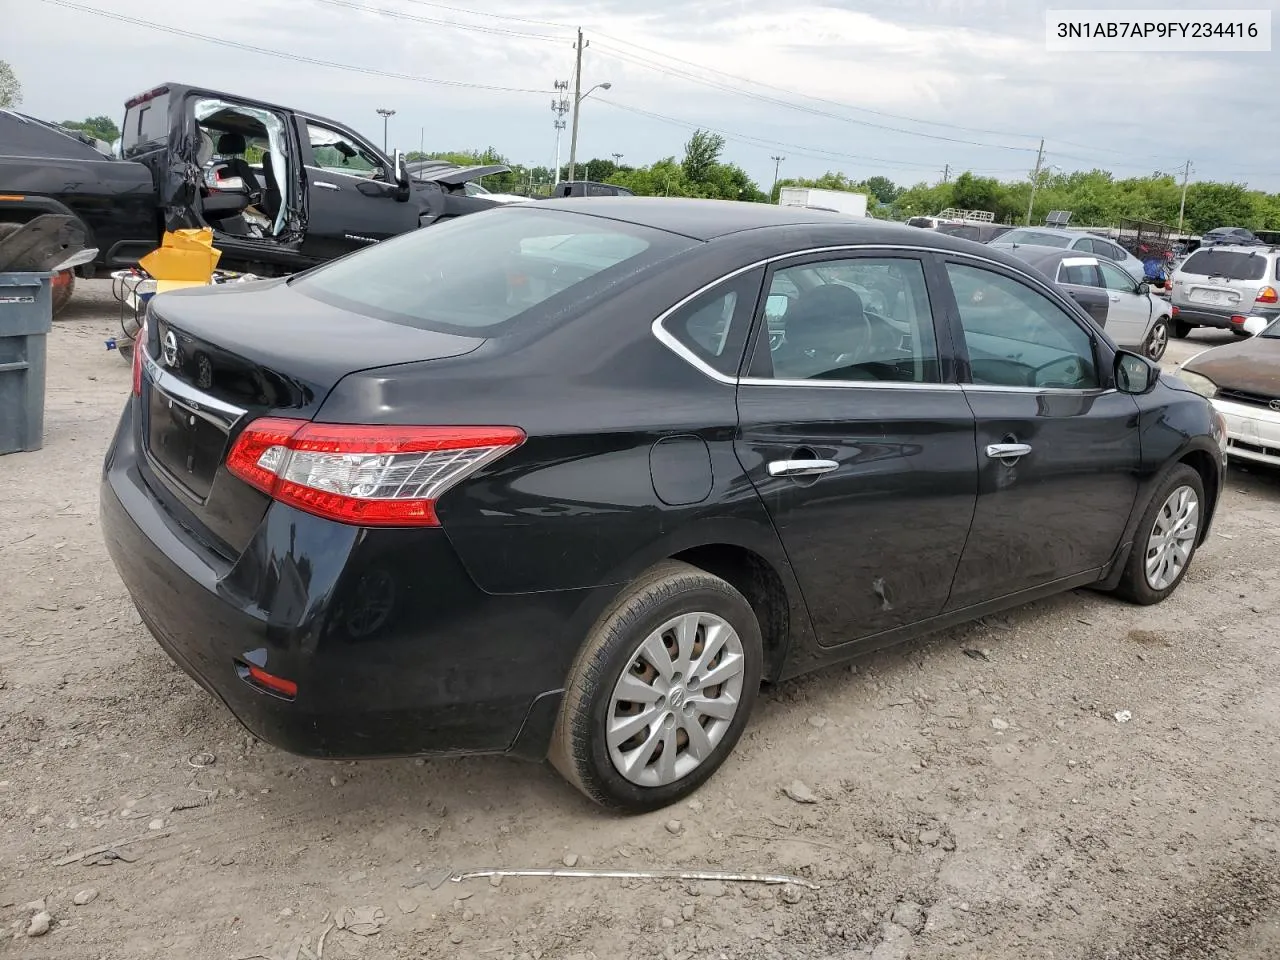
102, 199, 1227, 812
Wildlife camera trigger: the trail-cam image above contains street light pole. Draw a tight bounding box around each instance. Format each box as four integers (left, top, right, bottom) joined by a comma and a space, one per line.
566, 28, 610, 183
376, 107, 396, 153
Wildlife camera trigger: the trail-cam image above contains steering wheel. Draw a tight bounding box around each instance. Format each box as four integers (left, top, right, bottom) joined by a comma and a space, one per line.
1032, 354, 1087, 389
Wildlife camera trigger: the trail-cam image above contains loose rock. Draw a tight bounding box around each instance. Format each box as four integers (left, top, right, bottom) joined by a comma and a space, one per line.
990, 717, 1010, 731
919, 829, 941, 847
148, 818, 165, 831
563, 853, 579, 867
660, 917, 676, 930
681, 904, 696, 921
783, 780, 818, 804
890, 901, 928, 935
780, 884, 803, 904
27, 912, 52, 937
72, 889, 98, 906
665, 819, 683, 835
807, 716, 828, 729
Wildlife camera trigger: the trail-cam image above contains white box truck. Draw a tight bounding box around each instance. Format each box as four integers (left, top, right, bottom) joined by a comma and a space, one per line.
778, 187, 868, 217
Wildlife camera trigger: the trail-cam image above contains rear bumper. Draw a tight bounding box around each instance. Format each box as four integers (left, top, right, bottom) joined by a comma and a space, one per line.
100, 400, 591, 760
1173, 303, 1280, 329
1212, 397, 1280, 468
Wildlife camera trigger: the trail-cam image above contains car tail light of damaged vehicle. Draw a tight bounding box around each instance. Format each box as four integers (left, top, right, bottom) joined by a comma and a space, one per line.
103, 199, 1227, 812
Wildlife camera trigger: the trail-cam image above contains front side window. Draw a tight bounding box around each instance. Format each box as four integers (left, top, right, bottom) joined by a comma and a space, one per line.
1099, 260, 1137, 293
758, 257, 940, 383
307, 123, 381, 178
946, 262, 1099, 390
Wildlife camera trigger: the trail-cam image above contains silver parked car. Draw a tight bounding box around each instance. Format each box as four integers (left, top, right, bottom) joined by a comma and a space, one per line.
1169, 244, 1280, 338
1005, 246, 1172, 360
989, 227, 1146, 282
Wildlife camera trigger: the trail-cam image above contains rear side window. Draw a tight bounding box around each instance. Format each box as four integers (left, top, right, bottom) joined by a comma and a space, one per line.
1058, 261, 1101, 286
1180, 249, 1267, 281
293, 207, 696, 334
938, 224, 980, 241
661, 270, 762, 377
122, 91, 170, 154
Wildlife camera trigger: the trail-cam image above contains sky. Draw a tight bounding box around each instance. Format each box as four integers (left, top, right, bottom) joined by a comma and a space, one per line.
6, 0, 1280, 192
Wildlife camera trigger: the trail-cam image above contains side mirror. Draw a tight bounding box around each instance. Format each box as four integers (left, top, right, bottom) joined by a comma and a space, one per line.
1114, 350, 1158, 395
391, 149, 411, 201
1242, 316, 1270, 336
1137, 282, 1150, 295
765, 294, 789, 318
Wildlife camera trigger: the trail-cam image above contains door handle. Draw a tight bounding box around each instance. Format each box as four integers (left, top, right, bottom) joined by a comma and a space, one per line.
985, 443, 1032, 460
314, 181, 340, 191
767, 459, 839, 478
1108, 294, 1121, 301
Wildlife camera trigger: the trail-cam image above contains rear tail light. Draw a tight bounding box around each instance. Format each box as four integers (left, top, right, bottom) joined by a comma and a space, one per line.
1230, 315, 1246, 326
237, 661, 298, 700
1256, 286, 1278, 304
131, 317, 148, 396
1171, 305, 1179, 317
225, 418, 525, 527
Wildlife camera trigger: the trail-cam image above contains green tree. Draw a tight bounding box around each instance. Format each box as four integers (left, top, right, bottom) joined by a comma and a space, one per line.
862, 175, 901, 205
681, 130, 725, 184
0, 61, 20, 109
61, 115, 120, 143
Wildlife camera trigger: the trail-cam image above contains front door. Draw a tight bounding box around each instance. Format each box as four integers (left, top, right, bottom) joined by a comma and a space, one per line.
735, 252, 977, 647
1097, 260, 1156, 350
938, 258, 1142, 609
299, 119, 417, 262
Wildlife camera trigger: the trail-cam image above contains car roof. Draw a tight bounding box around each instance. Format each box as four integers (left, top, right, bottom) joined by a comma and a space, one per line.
1186, 243, 1274, 255
530, 197, 965, 244
1001, 245, 1093, 269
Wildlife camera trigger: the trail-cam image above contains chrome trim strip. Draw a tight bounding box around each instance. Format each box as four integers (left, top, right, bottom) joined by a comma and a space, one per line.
961, 384, 1117, 397
651, 242, 1086, 391
142, 349, 248, 428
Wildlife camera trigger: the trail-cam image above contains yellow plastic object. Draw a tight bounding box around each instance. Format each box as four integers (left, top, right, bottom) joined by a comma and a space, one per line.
139, 229, 221, 282
154, 280, 211, 294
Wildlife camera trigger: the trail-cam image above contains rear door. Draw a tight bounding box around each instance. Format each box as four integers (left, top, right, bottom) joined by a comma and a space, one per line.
298, 118, 417, 261
1097, 260, 1155, 349
937, 258, 1140, 608
734, 251, 977, 647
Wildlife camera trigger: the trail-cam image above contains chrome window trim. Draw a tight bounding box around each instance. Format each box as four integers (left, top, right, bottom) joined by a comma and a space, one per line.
651, 242, 1090, 392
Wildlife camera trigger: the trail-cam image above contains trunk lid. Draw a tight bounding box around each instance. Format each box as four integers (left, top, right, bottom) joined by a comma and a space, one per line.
139, 278, 484, 555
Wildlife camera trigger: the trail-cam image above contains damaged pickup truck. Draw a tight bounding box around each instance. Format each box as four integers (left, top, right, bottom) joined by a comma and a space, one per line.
0, 83, 507, 278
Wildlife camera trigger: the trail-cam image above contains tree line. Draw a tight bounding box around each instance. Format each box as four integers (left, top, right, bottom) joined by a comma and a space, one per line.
415, 130, 1280, 235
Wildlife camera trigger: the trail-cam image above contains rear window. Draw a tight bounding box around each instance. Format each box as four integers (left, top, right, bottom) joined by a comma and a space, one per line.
998, 229, 1071, 248
937, 224, 980, 241
293, 207, 696, 334
1180, 249, 1267, 281
122, 90, 170, 154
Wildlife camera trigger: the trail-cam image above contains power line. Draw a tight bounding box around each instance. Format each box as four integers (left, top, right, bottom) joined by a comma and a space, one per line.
593, 42, 1039, 153
36, 0, 555, 94
307, 0, 569, 42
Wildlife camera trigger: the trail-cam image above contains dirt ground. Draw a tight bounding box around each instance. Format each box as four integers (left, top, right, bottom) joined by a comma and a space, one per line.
3, 281, 1280, 960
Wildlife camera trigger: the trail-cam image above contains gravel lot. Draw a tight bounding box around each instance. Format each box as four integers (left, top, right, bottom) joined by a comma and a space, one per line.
3, 281, 1279, 959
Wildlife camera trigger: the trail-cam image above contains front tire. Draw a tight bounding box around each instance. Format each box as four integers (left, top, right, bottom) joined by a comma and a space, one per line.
1172, 320, 1193, 339
1114, 464, 1205, 605
550, 561, 763, 812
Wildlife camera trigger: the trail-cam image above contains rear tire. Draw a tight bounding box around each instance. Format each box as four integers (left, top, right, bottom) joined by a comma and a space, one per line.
1144, 317, 1170, 361
1172, 320, 1193, 339
549, 561, 763, 812
1114, 464, 1205, 606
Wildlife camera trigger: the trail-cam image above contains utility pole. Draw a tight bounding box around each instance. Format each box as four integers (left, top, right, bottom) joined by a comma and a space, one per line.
1177, 160, 1193, 235
568, 28, 584, 183
769, 155, 785, 201
418, 126, 424, 157
942, 163, 950, 184
551, 80, 570, 183
376, 107, 395, 153
612, 152, 623, 167
1024, 138, 1045, 226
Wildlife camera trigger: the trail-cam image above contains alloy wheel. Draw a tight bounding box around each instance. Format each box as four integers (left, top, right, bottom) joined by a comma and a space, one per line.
606, 611, 746, 788
1144, 484, 1199, 590
1146, 320, 1169, 362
